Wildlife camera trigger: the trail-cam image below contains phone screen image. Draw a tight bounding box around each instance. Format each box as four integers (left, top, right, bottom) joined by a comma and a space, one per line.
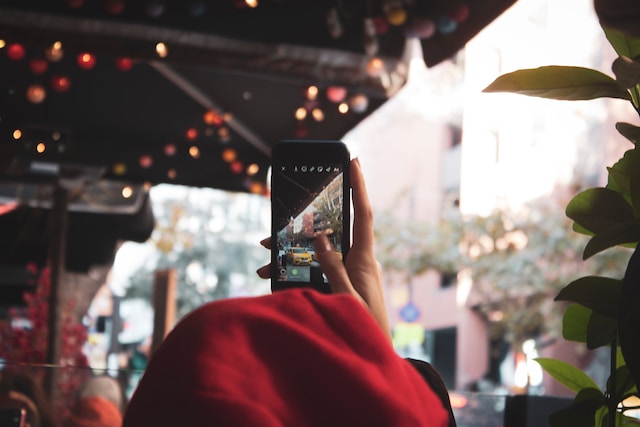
271, 141, 350, 293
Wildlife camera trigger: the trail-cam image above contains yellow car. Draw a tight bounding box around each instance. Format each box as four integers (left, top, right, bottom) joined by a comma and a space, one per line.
287, 247, 312, 265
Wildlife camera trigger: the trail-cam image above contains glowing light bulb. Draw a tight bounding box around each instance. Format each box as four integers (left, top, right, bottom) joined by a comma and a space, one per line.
122, 186, 134, 198
77, 52, 96, 70
222, 148, 236, 162
306, 85, 318, 100
295, 107, 307, 121
156, 42, 168, 58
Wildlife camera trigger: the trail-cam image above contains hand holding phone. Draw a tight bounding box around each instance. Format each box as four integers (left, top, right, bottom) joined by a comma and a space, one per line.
270, 140, 351, 294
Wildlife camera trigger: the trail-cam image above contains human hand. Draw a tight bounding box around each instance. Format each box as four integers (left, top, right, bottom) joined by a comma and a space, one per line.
257, 158, 391, 340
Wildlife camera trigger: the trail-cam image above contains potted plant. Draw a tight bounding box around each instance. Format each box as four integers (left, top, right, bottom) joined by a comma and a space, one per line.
483, 22, 640, 427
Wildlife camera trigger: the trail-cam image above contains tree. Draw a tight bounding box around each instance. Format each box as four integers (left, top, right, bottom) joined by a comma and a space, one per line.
124, 186, 270, 319
374, 192, 630, 352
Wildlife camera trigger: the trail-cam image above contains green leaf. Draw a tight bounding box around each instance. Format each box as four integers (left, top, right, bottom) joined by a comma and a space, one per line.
583, 221, 640, 259
566, 188, 634, 233
549, 388, 603, 427
483, 66, 630, 101
586, 311, 617, 349
619, 246, 640, 391
606, 149, 639, 200
562, 304, 590, 343
615, 122, 640, 145
603, 26, 640, 65
603, 25, 640, 108
535, 357, 602, 393
608, 365, 637, 398
561, 304, 617, 348
555, 276, 622, 316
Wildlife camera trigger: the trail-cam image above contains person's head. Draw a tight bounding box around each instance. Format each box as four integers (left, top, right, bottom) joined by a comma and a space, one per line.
66, 375, 123, 427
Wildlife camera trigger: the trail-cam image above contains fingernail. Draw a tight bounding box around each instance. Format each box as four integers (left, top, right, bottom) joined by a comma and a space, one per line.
315, 234, 333, 254
256, 265, 270, 278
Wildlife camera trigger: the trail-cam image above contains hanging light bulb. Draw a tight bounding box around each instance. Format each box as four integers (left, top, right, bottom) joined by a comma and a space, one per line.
77, 52, 96, 70
29, 58, 48, 75
51, 75, 71, 92
45, 42, 64, 62
26, 85, 46, 104
139, 155, 153, 168
115, 57, 134, 71
6, 43, 25, 61
155, 42, 168, 58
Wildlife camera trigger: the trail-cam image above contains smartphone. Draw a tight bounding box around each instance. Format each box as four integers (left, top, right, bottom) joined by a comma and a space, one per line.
0, 407, 26, 427
270, 140, 351, 294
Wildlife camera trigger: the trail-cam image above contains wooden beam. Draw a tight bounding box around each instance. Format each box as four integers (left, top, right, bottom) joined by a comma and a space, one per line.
151, 269, 177, 355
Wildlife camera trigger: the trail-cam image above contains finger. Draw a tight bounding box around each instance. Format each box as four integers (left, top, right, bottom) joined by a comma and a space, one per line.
350, 158, 374, 251
256, 264, 271, 279
259, 237, 271, 249
314, 234, 356, 296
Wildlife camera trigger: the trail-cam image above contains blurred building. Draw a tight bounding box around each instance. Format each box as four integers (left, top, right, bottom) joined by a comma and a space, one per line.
345, 0, 631, 395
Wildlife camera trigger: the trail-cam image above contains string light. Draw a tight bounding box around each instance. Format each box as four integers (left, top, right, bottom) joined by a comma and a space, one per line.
6, 43, 25, 61
45, 42, 64, 62
77, 52, 96, 70
51, 75, 71, 92
186, 128, 198, 141
295, 107, 307, 121
155, 42, 168, 58
246, 163, 259, 176
189, 146, 200, 158
36, 142, 46, 153
12, 129, 22, 140
306, 86, 318, 100
222, 148, 236, 162
121, 185, 134, 198
113, 163, 126, 175
26, 85, 46, 104
139, 155, 153, 168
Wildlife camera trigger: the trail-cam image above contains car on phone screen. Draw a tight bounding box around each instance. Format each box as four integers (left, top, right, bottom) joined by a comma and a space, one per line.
287, 247, 312, 265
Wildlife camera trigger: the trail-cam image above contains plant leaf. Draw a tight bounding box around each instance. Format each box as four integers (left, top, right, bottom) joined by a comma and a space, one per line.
483, 66, 630, 101
565, 188, 634, 234
561, 304, 617, 348
562, 304, 590, 343
549, 389, 603, 427
535, 357, 602, 393
616, 122, 640, 145
583, 221, 640, 259
603, 25, 640, 108
619, 246, 640, 392
586, 311, 617, 349
603, 26, 640, 65
555, 276, 622, 316
612, 56, 640, 89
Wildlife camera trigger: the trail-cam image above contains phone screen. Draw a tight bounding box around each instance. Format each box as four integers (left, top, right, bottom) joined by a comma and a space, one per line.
271, 140, 350, 293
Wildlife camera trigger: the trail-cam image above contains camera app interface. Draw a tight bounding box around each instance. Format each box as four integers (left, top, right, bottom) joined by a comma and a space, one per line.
273, 163, 345, 284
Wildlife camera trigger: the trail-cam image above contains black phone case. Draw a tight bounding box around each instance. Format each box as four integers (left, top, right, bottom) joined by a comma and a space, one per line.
270, 140, 351, 294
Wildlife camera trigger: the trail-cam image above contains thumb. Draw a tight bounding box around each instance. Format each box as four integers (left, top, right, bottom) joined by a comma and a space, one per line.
314, 234, 355, 296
